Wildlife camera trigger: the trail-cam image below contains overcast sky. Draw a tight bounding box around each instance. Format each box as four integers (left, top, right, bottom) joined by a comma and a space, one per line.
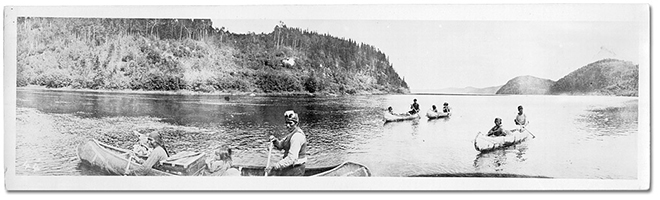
9, 4, 647, 92
212, 19, 644, 91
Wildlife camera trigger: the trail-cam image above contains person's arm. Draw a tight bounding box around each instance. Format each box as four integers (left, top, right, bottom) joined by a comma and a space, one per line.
272, 133, 304, 169
271, 136, 285, 150
141, 147, 166, 169
487, 126, 496, 136
206, 159, 222, 173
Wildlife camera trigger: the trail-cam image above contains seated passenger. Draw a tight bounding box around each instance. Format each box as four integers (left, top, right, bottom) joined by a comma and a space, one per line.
204, 145, 240, 176
487, 118, 508, 137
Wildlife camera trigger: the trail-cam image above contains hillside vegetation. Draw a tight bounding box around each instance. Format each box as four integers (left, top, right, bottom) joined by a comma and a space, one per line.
494, 59, 638, 96
496, 75, 555, 95
17, 18, 409, 95
550, 59, 638, 96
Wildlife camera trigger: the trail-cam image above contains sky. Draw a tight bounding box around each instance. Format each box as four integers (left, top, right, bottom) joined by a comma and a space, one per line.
209, 5, 647, 92
211, 19, 644, 92
3, 3, 647, 93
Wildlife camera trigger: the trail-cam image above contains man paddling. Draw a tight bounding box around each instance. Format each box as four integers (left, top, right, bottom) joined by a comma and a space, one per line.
514, 105, 529, 130
409, 99, 420, 114
266, 110, 308, 176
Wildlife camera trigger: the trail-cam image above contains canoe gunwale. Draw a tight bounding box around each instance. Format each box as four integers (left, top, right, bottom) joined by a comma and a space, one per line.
235, 161, 371, 177
473, 130, 532, 152
384, 113, 420, 122
311, 161, 372, 177
426, 111, 451, 119
78, 139, 174, 176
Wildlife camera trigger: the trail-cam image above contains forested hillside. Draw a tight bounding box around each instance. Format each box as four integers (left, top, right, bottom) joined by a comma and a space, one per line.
550, 59, 638, 96
17, 18, 409, 94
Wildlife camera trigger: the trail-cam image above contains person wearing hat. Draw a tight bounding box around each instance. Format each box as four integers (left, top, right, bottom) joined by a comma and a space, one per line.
408, 99, 420, 115
266, 110, 308, 176
140, 131, 170, 170
442, 102, 451, 113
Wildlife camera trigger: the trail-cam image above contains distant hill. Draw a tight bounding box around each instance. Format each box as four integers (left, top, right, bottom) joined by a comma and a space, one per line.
550, 59, 638, 96
496, 75, 556, 95
420, 85, 502, 94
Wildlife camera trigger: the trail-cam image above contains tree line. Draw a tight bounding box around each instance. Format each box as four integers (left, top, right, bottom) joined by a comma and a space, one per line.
17, 17, 409, 94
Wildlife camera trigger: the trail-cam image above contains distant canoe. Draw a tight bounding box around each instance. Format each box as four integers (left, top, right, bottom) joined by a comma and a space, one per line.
77, 139, 207, 176
384, 112, 420, 122
473, 129, 532, 152
235, 161, 371, 177
426, 110, 451, 119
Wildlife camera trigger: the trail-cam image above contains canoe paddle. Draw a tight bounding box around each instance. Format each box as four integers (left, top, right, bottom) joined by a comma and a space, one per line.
520, 124, 536, 138
264, 142, 273, 176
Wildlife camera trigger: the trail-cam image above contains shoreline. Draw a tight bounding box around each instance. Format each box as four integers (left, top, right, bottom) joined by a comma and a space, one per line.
17, 85, 399, 97
17, 85, 638, 98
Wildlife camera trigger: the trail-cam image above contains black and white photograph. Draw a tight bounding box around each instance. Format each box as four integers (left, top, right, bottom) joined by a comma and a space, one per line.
3, 3, 650, 191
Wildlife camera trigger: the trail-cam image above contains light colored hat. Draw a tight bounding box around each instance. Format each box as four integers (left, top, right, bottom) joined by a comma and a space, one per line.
284, 110, 299, 125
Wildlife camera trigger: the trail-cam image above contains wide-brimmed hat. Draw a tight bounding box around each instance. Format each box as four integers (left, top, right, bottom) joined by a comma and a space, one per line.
147, 131, 165, 147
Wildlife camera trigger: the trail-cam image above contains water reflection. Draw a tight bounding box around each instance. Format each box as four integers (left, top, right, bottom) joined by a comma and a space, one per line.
473, 143, 529, 172
16, 89, 639, 178
578, 101, 637, 137
411, 120, 420, 137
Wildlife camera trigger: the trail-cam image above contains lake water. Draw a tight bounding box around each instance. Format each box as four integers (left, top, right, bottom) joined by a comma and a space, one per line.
15, 88, 639, 178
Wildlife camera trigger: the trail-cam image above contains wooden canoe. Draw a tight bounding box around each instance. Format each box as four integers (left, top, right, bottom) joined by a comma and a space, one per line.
235, 161, 371, 177
473, 129, 532, 152
384, 112, 420, 122
426, 110, 450, 119
77, 139, 206, 176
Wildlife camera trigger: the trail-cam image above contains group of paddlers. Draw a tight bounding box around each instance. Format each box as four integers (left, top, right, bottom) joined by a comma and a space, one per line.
385, 99, 529, 138
130, 110, 308, 176
386, 99, 452, 116
487, 105, 529, 137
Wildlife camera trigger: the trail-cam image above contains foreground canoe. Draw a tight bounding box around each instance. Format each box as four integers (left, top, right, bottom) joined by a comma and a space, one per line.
426, 110, 451, 119
235, 161, 371, 177
77, 139, 206, 176
473, 129, 532, 152
384, 112, 420, 122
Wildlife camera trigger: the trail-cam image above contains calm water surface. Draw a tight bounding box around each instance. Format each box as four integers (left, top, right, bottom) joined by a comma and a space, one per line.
16, 89, 638, 178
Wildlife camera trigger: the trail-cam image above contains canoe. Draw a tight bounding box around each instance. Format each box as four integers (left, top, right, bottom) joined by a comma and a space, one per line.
235, 161, 371, 177
473, 129, 532, 152
384, 112, 420, 122
426, 110, 450, 119
77, 139, 207, 176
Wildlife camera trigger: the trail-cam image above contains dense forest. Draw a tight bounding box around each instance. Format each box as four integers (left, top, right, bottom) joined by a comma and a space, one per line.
493, 59, 638, 96
550, 59, 638, 96
17, 18, 409, 95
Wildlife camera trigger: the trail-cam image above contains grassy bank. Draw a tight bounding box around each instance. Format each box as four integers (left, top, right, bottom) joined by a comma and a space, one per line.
18, 84, 392, 97
17, 18, 409, 96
